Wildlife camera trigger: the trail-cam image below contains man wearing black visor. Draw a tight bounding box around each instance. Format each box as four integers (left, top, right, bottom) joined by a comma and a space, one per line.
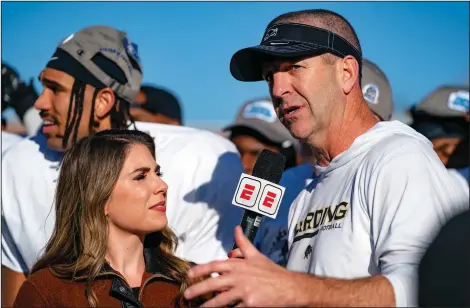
183, 9, 467, 307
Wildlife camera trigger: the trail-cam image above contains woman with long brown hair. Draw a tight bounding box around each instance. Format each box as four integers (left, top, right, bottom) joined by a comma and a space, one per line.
13, 129, 204, 308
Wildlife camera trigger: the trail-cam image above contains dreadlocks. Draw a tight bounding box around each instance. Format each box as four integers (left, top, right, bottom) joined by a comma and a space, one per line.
110, 96, 135, 130
61, 80, 136, 149
62, 80, 85, 149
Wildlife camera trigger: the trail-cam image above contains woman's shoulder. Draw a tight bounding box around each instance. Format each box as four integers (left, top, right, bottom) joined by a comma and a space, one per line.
26, 267, 58, 284
14, 268, 60, 308
25, 267, 76, 292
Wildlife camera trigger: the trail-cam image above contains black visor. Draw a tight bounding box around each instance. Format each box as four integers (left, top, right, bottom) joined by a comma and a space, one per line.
230, 23, 362, 82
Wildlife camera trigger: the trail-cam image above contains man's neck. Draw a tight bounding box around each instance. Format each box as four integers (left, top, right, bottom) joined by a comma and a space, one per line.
314, 99, 379, 167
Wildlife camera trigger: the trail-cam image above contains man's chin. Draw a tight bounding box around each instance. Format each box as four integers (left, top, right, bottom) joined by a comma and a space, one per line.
46, 138, 66, 152
284, 121, 309, 141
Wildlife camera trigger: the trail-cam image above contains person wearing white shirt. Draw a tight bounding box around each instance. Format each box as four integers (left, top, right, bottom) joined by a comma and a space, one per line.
258, 58, 395, 265
182, 9, 469, 307
1, 25, 244, 307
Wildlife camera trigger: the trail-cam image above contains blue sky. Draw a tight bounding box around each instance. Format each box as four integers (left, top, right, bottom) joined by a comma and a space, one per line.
2, 1, 469, 128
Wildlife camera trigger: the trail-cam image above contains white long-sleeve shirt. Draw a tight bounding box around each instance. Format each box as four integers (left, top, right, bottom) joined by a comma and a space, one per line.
2, 121, 244, 273
287, 121, 469, 307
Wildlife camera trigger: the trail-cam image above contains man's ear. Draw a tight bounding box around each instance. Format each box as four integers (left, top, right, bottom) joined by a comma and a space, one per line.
94, 88, 116, 119
339, 55, 360, 95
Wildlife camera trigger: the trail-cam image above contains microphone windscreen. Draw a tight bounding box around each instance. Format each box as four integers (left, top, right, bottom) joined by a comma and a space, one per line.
251, 149, 286, 184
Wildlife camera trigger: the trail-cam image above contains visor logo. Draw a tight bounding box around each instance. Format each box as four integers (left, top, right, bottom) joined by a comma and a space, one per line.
263, 28, 278, 41
62, 33, 75, 44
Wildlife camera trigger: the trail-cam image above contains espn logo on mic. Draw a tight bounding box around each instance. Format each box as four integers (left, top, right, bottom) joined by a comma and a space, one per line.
232, 173, 285, 219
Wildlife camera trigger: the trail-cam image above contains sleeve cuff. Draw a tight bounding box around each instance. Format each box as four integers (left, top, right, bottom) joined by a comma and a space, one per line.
1, 239, 25, 273
384, 272, 418, 307
1, 219, 28, 273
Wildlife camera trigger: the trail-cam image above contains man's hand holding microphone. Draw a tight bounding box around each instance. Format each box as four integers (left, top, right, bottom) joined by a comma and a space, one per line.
183, 150, 312, 307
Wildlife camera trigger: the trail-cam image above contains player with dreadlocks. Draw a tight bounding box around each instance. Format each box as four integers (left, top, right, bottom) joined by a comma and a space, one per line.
34, 26, 141, 152
56, 67, 134, 149
2, 25, 244, 307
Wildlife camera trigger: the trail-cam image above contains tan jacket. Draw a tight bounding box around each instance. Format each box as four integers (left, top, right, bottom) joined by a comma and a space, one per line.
13, 264, 186, 308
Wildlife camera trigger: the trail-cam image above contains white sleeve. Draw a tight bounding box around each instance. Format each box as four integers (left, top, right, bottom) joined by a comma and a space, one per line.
1, 214, 28, 272
1, 138, 58, 273
365, 144, 468, 307
170, 135, 244, 264
1, 151, 28, 273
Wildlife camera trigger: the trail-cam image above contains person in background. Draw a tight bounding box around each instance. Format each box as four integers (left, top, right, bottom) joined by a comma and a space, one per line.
361, 58, 394, 122
130, 85, 183, 126
223, 98, 299, 174
13, 130, 205, 308
1, 62, 41, 155
2, 62, 42, 136
257, 57, 396, 266
410, 85, 469, 185
2, 25, 243, 307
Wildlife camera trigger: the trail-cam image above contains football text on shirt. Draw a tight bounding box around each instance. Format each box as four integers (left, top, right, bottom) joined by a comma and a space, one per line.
293, 201, 349, 243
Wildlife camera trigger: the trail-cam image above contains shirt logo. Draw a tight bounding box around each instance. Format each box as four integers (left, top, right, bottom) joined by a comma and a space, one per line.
304, 245, 312, 259
293, 201, 349, 243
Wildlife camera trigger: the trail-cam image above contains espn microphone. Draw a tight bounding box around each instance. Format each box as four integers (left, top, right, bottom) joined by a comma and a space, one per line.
232, 149, 286, 249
